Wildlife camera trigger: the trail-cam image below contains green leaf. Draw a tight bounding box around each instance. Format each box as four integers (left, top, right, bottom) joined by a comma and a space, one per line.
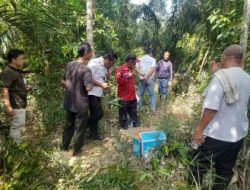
164, 144, 169, 156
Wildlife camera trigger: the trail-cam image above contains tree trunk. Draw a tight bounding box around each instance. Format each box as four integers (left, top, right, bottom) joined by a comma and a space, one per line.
86, 0, 95, 56
240, 0, 250, 67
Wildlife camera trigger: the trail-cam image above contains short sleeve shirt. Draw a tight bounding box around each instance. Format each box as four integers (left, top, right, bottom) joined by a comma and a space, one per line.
87, 57, 107, 97
0, 65, 27, 109
203, 67, 250, 142
63, 61, 93, 113
136, 54, 156, 79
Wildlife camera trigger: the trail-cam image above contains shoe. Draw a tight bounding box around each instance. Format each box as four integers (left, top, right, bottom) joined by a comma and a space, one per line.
90, 135, 103, 141
60, 145, 68, 151
72, 149, 82, 156
119, 126, 128, 130
90, 136, 103, 141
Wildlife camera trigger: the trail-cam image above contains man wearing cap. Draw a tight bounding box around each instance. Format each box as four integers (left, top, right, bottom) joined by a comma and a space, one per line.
115, 54, 140, 129
189, 45, 250, 189
136, 48, 156, 113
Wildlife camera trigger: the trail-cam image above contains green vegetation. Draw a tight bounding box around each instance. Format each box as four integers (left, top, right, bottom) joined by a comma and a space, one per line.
0, 0, 250, 189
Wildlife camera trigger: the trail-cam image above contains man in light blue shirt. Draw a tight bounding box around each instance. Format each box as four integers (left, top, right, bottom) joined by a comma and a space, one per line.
136, 48, 156, 113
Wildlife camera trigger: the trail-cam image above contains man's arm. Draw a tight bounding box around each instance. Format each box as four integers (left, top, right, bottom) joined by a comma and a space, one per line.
83, 69, 94, 91
115, 69, 130, 86
168, 62, 173, 86
2, 88, 14, 116
193, 108, 217, 145
92, 79, 109, 89
169, 62, 173, 81
144, 66, 156, 80
136, 65, 144, 77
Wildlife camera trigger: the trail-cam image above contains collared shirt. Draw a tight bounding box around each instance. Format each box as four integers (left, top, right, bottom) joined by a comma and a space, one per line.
0, 65, 27, 109
115, 64, 136, 101
203, 67, 250, 142
136, 54, 156, 79
156, 59, 173, 80
63, 61, 93, 113
87, 57, 107, 97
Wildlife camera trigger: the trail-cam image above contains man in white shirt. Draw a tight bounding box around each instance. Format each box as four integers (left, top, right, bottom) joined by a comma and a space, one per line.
87, 53, 117, 140
189, 45, 250, 190
136, 48, 156, 113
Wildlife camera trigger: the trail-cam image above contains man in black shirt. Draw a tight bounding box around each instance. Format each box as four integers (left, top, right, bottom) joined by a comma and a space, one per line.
61, 42, 93, 156
0, 49, 27, 144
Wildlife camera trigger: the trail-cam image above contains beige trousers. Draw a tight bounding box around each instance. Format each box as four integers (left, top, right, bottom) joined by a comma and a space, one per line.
10, 109, 26, 144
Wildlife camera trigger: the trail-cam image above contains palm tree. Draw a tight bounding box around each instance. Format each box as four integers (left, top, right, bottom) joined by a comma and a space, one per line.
240, 0, 250, 66
86, 0, 94, 56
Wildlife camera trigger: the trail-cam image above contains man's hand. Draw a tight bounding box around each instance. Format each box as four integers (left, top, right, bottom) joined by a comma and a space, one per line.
193, 127, 205, 145
26, 85, 33, 91
101, 82, 110, 89
6, 105, 14, 116
192, 108, 217, 145
143, 75, 149, 81
168, 81, 172, 87
123, 72, 133, 79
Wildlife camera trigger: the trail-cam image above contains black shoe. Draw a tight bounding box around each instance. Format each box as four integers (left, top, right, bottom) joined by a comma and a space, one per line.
120, 125, 128, 130
72, 149, 82, 156
90, 134, 103, 141
60, 145, 68, 151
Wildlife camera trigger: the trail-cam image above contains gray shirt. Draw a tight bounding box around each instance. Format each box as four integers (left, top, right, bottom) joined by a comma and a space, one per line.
156, 60, 173, 80
63, 61, 93, 113
203, 67, 250, 142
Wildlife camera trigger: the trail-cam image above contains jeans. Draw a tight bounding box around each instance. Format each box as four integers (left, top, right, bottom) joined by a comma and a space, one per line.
10, 109, 26, 144
158, 78, 169, 98
188, 137, 244, 190
138, 78, 156, 112
88, 95, 103, 138
119, 99, 140, 129
62, 110, 88, 152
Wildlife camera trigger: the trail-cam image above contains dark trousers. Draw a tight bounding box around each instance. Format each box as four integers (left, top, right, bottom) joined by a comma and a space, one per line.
188, 137, 244, 190
62, 110, 88, 152
119, 99, 140, 129
88, 95, 103, 138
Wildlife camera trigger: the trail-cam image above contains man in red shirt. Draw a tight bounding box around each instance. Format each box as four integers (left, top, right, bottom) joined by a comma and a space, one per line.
115, 54, 140, 129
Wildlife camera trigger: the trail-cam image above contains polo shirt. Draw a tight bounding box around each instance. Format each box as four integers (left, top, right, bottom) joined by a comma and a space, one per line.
0, 65, 27, 109
87, 57, 107, 97
203, 67, 250, 142
115, 64, 136, 101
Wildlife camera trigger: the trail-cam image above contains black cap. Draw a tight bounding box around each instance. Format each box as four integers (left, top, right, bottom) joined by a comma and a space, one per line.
126, 54, 137, 62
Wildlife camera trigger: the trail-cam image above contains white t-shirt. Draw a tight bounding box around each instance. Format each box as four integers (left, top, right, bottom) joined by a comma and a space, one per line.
87, 57, 107, 97
137, 54, 156, 79
203, 67, 250, 142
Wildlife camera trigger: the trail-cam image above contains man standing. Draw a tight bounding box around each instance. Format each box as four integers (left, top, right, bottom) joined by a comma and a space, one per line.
115, 54, 140, 129
189, 45, 250, 189
0, 49, 27, 144
156, 51, 173, 100
136, 48, 156, 113
88, 52, 117, 139
61, 42, 93, 156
